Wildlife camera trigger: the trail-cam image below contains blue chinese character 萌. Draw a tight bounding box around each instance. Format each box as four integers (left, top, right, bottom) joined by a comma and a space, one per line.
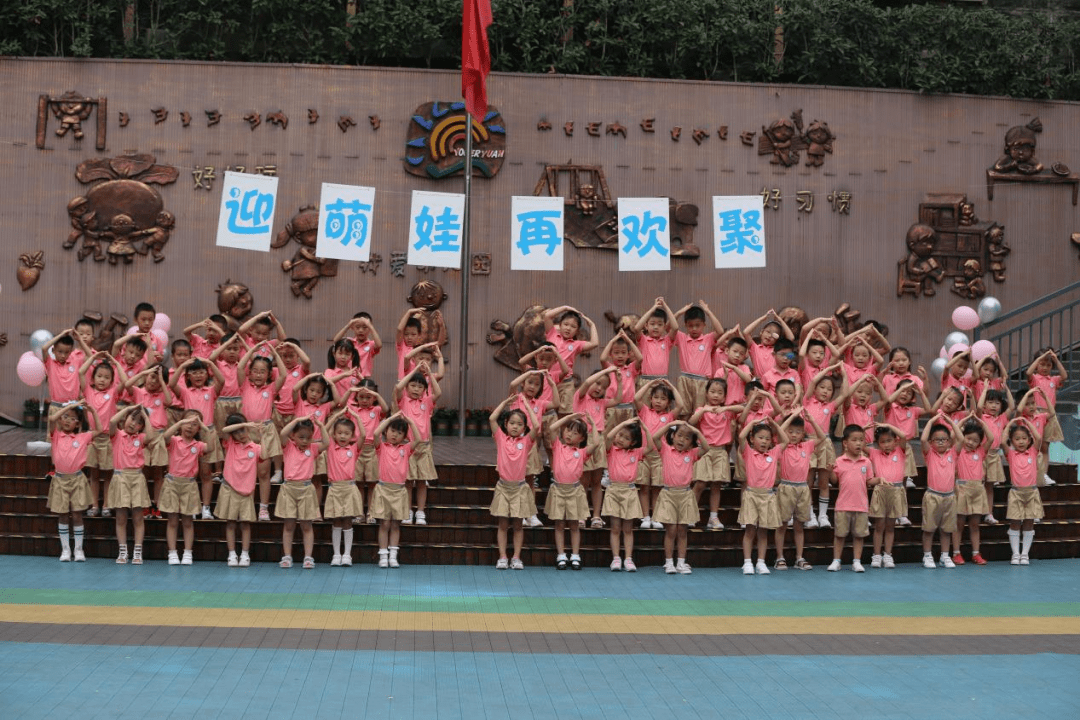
225, 187, 275, 235
718, 209, 763, 255
325, 198, 372, 248
414, 205, 461, 252
620, 210, 668, 258
515, 210, 561, 256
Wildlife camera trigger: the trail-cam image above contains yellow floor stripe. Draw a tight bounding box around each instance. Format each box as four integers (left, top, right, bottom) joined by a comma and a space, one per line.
4, 604, 1080, 636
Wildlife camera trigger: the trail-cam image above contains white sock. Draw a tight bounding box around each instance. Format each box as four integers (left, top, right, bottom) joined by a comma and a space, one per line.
73, 525, 84, 550
58, 524, 70, 552
678, 557, 686, 565
709, 512, 718, 519
1008, 528, 1020, 555
923, 551, 932, 559
818, 497, 829, 517
331, 526, 342, 554
1021, 530, 1034, 556
343, 529, 354, 556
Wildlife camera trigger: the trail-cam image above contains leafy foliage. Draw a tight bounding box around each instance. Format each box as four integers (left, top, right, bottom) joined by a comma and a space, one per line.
2, 0, 1079, 101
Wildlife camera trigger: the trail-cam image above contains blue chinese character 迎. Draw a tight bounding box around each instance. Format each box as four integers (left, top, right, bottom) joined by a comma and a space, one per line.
620, 210, 668, 258
515, 210, 562, 256
718, 209, 763, 254
225, 186, 274, 235
414, 205, 461, 252
325, 198, 372, 248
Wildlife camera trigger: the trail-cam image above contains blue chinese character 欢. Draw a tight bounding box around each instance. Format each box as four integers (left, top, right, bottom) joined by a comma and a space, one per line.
325, 198, 372, 248
414, 205, 462, 252
620, 210, 668, 258
718, 209, 763, 254
515, 210, 562, 256
225, 187, 274, 235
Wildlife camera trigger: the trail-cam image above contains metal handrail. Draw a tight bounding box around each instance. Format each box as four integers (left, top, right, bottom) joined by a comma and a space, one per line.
978, 279, 1080, 329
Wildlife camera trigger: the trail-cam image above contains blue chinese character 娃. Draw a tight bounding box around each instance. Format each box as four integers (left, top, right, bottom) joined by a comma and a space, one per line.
718, 209, 763, 254
414, 205, 462, 252
515, 210, 562, 256
225, 187, 275, 235
620, 210, 668, 258
325, 198, 372, 248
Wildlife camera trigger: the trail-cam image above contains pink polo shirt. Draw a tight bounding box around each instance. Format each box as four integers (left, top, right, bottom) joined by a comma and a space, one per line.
52, 430, 94, 473
675, 331, 715, 376
761, 367, 800, 395
178, 382, 216, 425
494, 429, 532, 482
942, 371, 973, 393
550, 440, 587, 484
130, 387, 169, 430
294, 399, 333, 440
113, 430, 146, 470
572, 392, 606, 433
870, 447, 905, 484
1030, 373, 1062, 409
1006, 447, 1039, 487
973, 377, 1004, 403
240, 380, 275, 422
982, 413, 1008, 450
350, 405, 383, 445
395, 338, 415, 380
885, 403, 923, 440
326, 441, 359, 482
324, 367, 358, 398
697, 408, 735, 447
399, 390, 434, 441
780, 440, 815, 482
802, 397, 838, 434
512, 393, 550, 423
283, 441, 316, 480
637, 333, 672, 376
638, 406, 674, 438
223, 438, 262, 495
834, 454, 872, 512
845, 402, 877, 444
742, 444, 781, 489
712, 363, 750, 404
957, 447, 986, 481
275, 365, 305, 416
351, 338, 379, 377
607, 446, 645, 483
659, 440, 698, 488
377, 442, 412, 484
85, 377, 122, 432
45, 356, 82, 403
190, 335, 219, 360
545, 327, 584, 375
843, 361, 876, 386
882, 372, 924, 397
747, 340, 776, 378
167, 436, 206, 477
604, 363, 638, 405
216, 361, 240, 396
925, 448, 958, 493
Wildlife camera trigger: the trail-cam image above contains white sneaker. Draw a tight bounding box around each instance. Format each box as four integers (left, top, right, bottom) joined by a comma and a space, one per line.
817, 512, 831, 529
883, 554, 895, 569
341, 555, 352, 566
227, 552, 239, 567
984, 514, 999, 525
201, 506, 213, 520
238, 552, 250, 567
904, 477, 916, 488
940, 553, 956, 569
378, 552, 389, 568
641, 516, 652, 530
181, 550, 193, 565
1043, 474, 1056, 486
755, 561, 770, 575
827, 559, 841, 572
1011, 553, 1021, 565
922, 554, 936, 569
870, 554, 882, 568
852, 560, 865, 573
73, 548, 86, 562
330, 554, 342, 566
168, 551, 180, 565
495, 557, 509, 570
676, 562, 692, 575
742, 560, 754, 575
1019, 554, 1030, 565
270, 469, 283, 485
527, 515, 543, 527
600, 470, 611, 488
706, 516, 723, 530
896, 516, 912, 526
402, 511, 414, 525
59, 548, 72, 562
786, 518, 794, 527
610, 557, 622, 571
664, 561, 677, 575
414, 511, 427, 525
651, 519, 664, 530
804, 514, 819, 529
510, 558, 525, 570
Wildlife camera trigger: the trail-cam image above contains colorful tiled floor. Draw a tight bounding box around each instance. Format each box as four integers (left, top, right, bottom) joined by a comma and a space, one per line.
2, 555, 1078, 719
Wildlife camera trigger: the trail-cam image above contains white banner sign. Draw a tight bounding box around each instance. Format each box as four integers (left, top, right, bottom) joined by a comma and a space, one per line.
712, 195, 766, 268
617, 198, 670, 272
407, 190, 465, 269
315, 183, 376, 262
510, 195, 564, 271
215, 171, 278, 252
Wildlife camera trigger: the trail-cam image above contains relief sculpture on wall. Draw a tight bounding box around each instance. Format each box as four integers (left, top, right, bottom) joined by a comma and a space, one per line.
756, 109, 835, 168
404, 101, 505, 179
272, 206, 338, 299
986, 118, 1079, 205
36, 91, 107, 150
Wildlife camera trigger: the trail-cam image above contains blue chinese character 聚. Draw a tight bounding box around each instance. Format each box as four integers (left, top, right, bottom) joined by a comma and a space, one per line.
620, 210, 668, 258
414, 205, 462, 252
325, 198, 372, 248
515, 210, 562, 256
718, 209, 763, 255
225, 187, 275, 235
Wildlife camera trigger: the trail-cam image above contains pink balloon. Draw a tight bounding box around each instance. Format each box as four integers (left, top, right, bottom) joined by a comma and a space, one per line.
949, 343, 970, 358
152, 313, 171, 333
939, 345, 948, 359
971, 340, 996, 362
16, 351, 46, 387
151, 328, 168, 349
126, 325, 138, 336
951, 306, 980, 331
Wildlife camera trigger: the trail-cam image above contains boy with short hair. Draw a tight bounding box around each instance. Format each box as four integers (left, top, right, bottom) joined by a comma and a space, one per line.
133, 302, 164, 364
760, 339, 802, 400
827, 424, 880, 572
633, 297, 677, 387
334, 312, 383, 377
673, 300, 723, 414
920, 414, 964, 569
742, 309, 794, 378
712, 329, 752, 404
396, 309, 425, 380
184, 315, 228, 359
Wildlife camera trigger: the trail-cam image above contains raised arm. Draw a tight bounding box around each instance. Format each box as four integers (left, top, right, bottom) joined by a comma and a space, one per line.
488, 394, 516, 435
698, 300, 724, 335
658, 298, 678, 341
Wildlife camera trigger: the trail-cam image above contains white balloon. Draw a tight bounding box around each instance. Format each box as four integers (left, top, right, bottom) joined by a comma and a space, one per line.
930, 358, 947, 379
943, 331, 970, 352
977, 296, 1002, 324
28, 329, 54, 360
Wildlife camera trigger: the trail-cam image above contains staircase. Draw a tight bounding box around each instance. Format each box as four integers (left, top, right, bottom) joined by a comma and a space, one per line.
1, 453, 1077, 568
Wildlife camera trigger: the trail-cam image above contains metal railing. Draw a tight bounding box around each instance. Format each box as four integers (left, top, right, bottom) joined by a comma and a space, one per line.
974, 280, 1080, 398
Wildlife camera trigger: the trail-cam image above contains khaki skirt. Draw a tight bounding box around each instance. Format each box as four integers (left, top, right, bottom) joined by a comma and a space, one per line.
985, 450, 1006, 485
490, 479, 537, 519
158, 474, 200, 516
777, 481, 812, 523
356, 444, 377, 482
601, 482, 642, 520
370, 481, 410, 521
145, 431, 169, 467
106, 468, 151, 509
869, 482, 908, 519
85, 433, 113, 471
255, 421, 283, 458
676, 374, 708, 414
408, 440, 438, 481
1006, 486, 1044, 521
275, 481, 320, 521
324, 480, 364, 519
636, 452, 663, 486
811, 441, 837, 471
216, 482, 255, 522
213, 397, 243, 433
315, 452, 327, 477
47, 471, 92, 514
693, 446, 730, 483
956, 479, 989, 516
526, 443, 544, 477
583, 431, 607, 471
737, 486, 780, 529
1043, 415, 1064, 443
201, 423, 223, 464
653, 486, 699, 525
556, 378, 575, 415
903, 445, 917, 477
544, 482, 590, 521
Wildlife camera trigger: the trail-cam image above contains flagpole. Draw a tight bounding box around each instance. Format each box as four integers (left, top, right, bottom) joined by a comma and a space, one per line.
457, 114, 473, 440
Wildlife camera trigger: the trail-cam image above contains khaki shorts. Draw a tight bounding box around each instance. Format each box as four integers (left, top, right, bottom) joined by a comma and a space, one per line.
583, 432, 607, 471
1006, 486, 1044, 521
145, 430, 169, 467
956, 479, 990, 516
1043, 415, 1064, 443
371, 481, 410, 521
737, 486, 780, 529
47, 471, 92, 514
85, 433, 113, 471
543, 482, 590, 521
201, 424, 223, 464
985, 451, 1006, 485
652, 486, 698, 525
693, 446, 730, 483
811, 441, 837, 470
526, 443, 544, 477
636, 452, 663, 486
106, 468, 150, 509
903, 445, 917, 478
676, 374, 708, 414
556, 378, 575, 415
274, 481, 320, 521
254, 420, 283, 458
158, 474, 200, 516
922, 491, 957, 534
324, 480, 364, 519
271, 408, 290, 431
489, 479, 537, 519
315, 452, 327, 477
603, 406, 635, 444
215, 482, 255, 522
869, 483, 908, 519
834, 510, 869, 538
214, 397, 243, 433
407, 440, 437, 481
776, 481, 812, 523
356, 443, 377, 483
600, 482, 642, 520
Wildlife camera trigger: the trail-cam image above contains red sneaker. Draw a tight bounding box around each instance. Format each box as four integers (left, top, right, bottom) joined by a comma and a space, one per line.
972, 553, 987, 565
151, 507, 162, 519
951, 552, 965, 566
142, 507, 151, 519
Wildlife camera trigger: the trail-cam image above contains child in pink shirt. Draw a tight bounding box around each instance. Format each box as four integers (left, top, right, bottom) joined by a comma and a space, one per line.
802, 364, 850, 529
599, 331, 642, 431
760, 339, 802, 399
159, 412, 211, 565
272, 340, 312, 427
395, 308, 424, 380
742, 309, 794, 378
371, 412, 422, 569
79, 352, 128, 518
345, 380, 389, 522
545, 414, 602, 570
919, 415, 964, 568
868, 424, 908, 568
673, 301, 723, 413
325, 339, 361, 399
574, 367, 622, 527
543, 305, 599, 414
394, 363, 442, 526
602, 418, 649, 571
886, 380, 932, 491
689, 378, 744, 530
1003, 417, 1044, 564
774, 412, 827, 571
169, 357, 225, 517
652, 421, 709, 575
827, 425, 879, 572
182, 315, 227, 360
737, 417, 789, 575
633, 297, 678, 384
107, 406, 151, 565
239, 342, 288, 517
333, 312, 383, 377
125, 365, 174, 516
41, 331, 84, 406
277, 415, 329, 569
488, 396, 541, 569
879, 346, 927, 397
510, 369, 555, 491
322, 414, 365, 564
209, 333, 244, 432
1025, 347, 1067, 445
942, 350, 974, 395
47, 402, 100, 562
218, 415, 268, 567
634, 378, 685, 529
712, 333, 752, 404
952, 416, 994, 566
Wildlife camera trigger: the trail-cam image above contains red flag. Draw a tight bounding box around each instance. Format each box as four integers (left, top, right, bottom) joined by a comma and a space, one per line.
462, 0, 492, 119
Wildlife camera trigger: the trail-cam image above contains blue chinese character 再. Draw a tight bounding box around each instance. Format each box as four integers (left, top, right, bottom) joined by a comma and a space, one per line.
325, 198, 372, 248
620, 210, 668, 258
718, 209, 763, 254
225, 187, 275, 235
414, 205, 462, 252
515, 210, 562, 256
